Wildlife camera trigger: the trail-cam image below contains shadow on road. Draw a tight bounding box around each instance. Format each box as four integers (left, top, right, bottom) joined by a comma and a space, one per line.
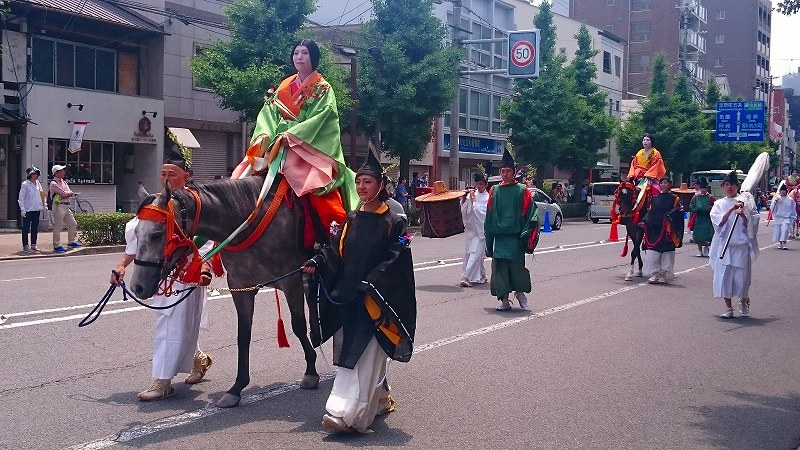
690, 391, 800, 449
416, 284, 465, 293
719, 316, 780, 331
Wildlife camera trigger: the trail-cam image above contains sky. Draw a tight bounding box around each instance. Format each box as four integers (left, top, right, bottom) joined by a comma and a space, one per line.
770, 9, 800, 83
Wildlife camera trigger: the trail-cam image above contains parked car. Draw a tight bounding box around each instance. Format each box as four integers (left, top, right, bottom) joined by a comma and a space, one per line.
587, 182, 618, 223
486, 176, 563, 229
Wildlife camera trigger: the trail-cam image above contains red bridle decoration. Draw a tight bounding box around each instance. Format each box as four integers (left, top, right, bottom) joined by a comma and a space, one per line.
137, 198, 203, 295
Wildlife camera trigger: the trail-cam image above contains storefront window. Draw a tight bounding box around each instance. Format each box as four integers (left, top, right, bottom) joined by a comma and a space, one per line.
48, 138, 115, 184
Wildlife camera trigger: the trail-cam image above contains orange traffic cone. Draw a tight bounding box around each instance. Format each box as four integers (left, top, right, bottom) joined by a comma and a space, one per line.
608, 222, 620, 242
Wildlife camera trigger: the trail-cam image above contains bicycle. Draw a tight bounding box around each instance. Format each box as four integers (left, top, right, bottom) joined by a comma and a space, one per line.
70, 192, 95, 214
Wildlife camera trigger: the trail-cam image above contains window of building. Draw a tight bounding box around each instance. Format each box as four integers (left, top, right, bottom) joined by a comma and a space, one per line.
32, 36, 116, 92
443, 87, 468, 131
614, 55, 621, 77
492, 95, 508, 134
605, 25, 614, 33
715, 33, 725, 44
616, 100, 620, 112
606, 0, 614, 5
714, 58, 723, 67
631, 22, 651, 42
493, 29, 508, 69
193, 44, 214, 91
560, 47, 567, 55
716, 9, 725, 19
469, 90, 491, 133
603, 51, 612, 74
631, 0, 652, 12
629, 53, 650, 73
48, 139, 116, 184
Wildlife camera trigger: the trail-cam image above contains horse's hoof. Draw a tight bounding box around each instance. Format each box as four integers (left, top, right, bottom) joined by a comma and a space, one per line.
635, 271, 643, 277
216, 393, 241, 408
624, 275, 633, 281
300, 374, 320, 389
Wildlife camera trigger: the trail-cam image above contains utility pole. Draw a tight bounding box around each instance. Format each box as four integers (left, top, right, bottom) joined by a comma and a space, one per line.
349, 56, 358, 169
448, 0, 462, 190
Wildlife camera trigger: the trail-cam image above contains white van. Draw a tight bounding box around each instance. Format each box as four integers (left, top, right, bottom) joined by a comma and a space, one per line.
587, 182, 618, 223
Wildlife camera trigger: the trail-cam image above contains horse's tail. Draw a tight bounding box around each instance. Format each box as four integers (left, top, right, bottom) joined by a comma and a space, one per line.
620, 233, 629, 257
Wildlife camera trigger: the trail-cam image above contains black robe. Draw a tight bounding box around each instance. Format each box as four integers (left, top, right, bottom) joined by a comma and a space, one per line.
310, 204, 416, 369
643, 192, 684, 253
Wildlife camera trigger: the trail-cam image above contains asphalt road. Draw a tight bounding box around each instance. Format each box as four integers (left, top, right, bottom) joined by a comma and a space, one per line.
1, 216, 799, 450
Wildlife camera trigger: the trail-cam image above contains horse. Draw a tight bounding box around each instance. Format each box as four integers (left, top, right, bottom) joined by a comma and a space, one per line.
129, 174, 320, 408
613, 179, 650, 281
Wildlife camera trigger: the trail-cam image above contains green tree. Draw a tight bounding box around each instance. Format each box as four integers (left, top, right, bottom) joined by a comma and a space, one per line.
501, 1, 579, 169
357, 0, 461, 179
777, 0, 800, 14
559, 25, 616, 183
189, 0, 350, 122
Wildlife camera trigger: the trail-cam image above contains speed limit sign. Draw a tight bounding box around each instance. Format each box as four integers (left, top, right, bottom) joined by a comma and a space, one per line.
508, 30, 539, 78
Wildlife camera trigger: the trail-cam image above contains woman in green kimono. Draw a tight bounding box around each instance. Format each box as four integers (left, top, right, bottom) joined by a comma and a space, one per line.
689, 178, 715, 257
231, 39, 358, 238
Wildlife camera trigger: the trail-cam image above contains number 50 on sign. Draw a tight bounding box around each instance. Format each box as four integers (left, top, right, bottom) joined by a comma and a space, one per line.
508, 30, 540, 78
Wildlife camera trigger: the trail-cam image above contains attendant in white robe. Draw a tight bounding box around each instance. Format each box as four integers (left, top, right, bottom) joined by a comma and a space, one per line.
460, 173, 489, 287
709, 172, 760, 319
110, 153, 214, 401
770, 185, 797, 249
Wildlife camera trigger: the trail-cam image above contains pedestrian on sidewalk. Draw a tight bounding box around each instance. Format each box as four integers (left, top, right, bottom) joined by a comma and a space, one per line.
770, 184, 796, 250
642, 177, 684, 284
110, 150, 214, 401
49, 165, 80, 253
485, 149, 537, 311
302, 149, 416, 434
709, 171, 760, 319
460, 172, 489, 287
17, 166, 46, 253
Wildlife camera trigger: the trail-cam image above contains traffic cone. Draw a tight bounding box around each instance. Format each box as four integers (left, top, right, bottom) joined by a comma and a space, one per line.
542, 211, 552, 233
608, 222, 620, 242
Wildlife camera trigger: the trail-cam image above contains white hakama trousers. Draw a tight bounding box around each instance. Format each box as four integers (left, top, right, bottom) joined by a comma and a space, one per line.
772, 220, 792, 242
462, 242, 487, 283
643, 250, 675, 279
326, 337, 390, 433
712, 257, 752, 299
151, 287, 207, 380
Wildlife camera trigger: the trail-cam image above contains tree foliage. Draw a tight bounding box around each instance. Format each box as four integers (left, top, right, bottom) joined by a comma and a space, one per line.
189, 0, 350, 122
777, 0, 800, 15
356, 0, 461, 178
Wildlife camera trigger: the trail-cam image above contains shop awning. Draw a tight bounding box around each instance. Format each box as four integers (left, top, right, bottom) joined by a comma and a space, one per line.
594, 161, 615, 170
167, 127, 201, 149
21, 0, 164, 33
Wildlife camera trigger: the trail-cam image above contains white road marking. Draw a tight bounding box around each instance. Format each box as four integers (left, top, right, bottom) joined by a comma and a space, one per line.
68, 261, 715, 449
0, 276, 47, 282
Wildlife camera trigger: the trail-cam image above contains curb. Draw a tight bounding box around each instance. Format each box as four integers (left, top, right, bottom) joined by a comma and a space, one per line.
0, 245, 125, 262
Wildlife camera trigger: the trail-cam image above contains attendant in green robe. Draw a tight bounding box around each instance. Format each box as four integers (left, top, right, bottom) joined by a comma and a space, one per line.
689, 178, 715, 257
485, 150, 537, 311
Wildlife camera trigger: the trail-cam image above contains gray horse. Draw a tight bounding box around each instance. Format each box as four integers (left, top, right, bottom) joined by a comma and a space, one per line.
130, 174, 320, 408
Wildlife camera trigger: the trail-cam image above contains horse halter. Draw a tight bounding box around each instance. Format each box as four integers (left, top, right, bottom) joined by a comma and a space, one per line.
136, 190, 203, 293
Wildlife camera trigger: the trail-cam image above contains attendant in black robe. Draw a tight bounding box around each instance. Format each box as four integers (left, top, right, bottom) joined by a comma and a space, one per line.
642, 177, 684, 284
303, 150, 416, 433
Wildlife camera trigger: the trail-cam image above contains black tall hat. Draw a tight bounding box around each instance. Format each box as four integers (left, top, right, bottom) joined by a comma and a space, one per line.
164, 150, 190, 171
698, 177, 709, 188
356, 149, 385, 181
473, 172, 486, 183
722, 170, 739, 185
500, 148, 515, 169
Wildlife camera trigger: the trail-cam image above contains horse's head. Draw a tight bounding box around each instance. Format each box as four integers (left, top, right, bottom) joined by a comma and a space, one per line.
616, 179, 638, 216
130, 183, 194, 298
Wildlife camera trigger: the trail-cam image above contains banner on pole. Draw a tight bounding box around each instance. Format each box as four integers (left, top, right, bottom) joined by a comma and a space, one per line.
68, 121, 89, 153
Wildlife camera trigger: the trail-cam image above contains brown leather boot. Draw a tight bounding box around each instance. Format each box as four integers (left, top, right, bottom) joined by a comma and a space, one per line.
185, 351, 213, 384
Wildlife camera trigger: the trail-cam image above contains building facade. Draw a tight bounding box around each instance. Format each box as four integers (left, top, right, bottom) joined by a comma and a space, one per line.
570, 0, 708, 100
703, 0, 772, 102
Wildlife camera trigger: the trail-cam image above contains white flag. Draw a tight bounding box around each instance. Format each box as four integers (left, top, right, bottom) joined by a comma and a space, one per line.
68, 121, 89, 153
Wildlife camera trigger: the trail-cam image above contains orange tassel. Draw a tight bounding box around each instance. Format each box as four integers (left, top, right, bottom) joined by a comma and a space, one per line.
620, 234, 629, 257
275, 290, 290, 348
209, 252, 225, 277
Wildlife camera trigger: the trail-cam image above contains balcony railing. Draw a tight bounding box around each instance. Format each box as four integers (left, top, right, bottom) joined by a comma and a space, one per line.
682, 29, 706, 53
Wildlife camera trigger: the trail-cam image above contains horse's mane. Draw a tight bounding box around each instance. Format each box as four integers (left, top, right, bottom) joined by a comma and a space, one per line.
189, 176, 266, 219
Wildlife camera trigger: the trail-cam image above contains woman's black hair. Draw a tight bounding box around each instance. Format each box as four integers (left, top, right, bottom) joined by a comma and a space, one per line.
291, 39, 321, 71
642, 133, 655, 147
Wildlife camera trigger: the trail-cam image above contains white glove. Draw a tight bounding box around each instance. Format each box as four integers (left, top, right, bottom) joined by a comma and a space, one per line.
21, 210, 26, 218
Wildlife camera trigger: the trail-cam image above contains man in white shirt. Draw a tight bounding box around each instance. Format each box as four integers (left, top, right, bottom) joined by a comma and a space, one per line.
709, 171, 760, 319
49, 165, 81, 253
460, 172, 489, 287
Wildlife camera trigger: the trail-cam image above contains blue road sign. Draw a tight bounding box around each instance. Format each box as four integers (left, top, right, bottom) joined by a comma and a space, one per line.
715, 101, 765, 142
